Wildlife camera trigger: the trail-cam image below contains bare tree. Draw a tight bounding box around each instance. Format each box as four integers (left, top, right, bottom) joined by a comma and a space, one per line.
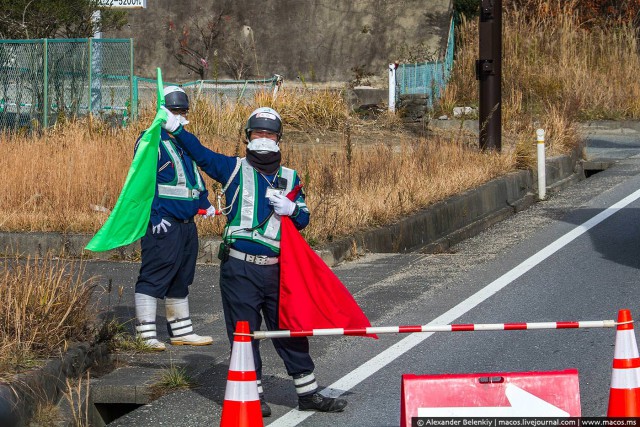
169, 3, 231, 80
0, 0, 126, 39
222, 26, 256, 80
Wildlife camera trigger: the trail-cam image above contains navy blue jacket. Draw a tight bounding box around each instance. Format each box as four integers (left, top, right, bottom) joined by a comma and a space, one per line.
171, 127, 309, 257
135, 129, 211, 226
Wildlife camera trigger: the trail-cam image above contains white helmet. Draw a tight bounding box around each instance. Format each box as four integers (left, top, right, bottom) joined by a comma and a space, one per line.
163, 86, 189, 110
245, 107, 283, 142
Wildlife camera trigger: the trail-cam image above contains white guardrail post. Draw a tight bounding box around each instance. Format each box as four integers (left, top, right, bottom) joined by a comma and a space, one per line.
388, 63, 397, 113
537, 128, 546, 200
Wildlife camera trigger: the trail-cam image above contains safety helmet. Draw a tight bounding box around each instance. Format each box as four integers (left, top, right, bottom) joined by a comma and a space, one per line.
245, 107, 283, 142
163, 86, 189, 111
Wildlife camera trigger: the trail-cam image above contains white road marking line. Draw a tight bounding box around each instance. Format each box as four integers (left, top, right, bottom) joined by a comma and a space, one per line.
268, 188, 640, 426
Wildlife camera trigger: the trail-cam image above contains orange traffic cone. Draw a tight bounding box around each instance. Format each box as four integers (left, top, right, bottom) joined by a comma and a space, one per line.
607, 309, 640, 416
220, 321, 264, 427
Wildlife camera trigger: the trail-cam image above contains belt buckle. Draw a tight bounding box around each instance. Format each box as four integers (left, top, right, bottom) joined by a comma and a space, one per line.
254, 255, 269, 266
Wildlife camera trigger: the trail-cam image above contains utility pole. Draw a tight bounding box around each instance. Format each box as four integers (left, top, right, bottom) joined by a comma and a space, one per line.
476, 0, 502, 151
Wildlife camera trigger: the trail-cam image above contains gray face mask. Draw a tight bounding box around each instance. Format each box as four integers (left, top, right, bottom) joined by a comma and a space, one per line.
247, 137, 280, 153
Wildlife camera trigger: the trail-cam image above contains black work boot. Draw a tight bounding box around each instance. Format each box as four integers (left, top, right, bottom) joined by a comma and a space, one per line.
298, 392, 347, 412
259, 395, 272, 417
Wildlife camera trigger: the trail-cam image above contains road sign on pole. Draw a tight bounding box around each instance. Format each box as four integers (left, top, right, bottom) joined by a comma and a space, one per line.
400, 369, 581, 425
97, 0, 147, 8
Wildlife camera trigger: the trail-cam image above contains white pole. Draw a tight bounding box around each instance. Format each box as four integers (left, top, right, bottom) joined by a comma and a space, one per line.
388, 63, 396, 113
251, 319, 617, 340
537, 128, 546, 200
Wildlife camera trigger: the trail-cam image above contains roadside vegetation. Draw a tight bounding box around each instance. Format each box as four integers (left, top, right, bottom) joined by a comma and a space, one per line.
2, 1, 637, 246
0, 0, 639, 418
0, 255, 96, 378
444, 0, 640, 167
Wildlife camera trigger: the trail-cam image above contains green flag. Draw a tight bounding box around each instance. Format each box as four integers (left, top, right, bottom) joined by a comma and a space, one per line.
85, 68, 167, 252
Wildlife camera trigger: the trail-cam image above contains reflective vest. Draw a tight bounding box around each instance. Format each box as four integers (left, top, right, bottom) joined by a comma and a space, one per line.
157, 139, 204, 201
224, 158, 296, 251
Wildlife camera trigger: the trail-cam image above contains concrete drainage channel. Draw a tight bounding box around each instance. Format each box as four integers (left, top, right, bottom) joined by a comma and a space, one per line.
0, 145, 620, 426
583, 160, 613, 178
89, 367, 161, 426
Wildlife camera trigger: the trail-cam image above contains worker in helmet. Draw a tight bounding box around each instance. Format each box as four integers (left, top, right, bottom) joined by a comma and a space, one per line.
161, 106, 347, 416
133, 86, 215, 351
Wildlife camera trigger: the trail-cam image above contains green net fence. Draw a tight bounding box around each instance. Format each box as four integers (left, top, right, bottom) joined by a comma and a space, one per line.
0, 38, 133, 132
133, 75, 281, 111
395, 17, 455, 109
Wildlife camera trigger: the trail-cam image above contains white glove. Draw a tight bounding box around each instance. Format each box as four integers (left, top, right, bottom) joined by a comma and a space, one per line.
203, 205, 216, 218
268, 193, 296, 216
152, 218, 171, 234
160, 106, 180, 132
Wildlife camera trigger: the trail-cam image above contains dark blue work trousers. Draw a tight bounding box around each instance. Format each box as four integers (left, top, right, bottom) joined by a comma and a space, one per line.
135, 219, 198, 299
220, 256, 315, 380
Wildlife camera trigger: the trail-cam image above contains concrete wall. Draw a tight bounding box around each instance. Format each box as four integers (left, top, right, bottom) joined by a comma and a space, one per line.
105, 0, 452, 83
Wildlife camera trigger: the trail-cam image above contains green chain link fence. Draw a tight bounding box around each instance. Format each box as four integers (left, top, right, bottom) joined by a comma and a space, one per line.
396, 17, 456, 109
0, 38, 296, 132
0, 38, 133, 132
133, 75, 282, 112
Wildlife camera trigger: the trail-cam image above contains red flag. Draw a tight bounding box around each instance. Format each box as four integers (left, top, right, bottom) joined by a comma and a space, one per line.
278, 186, 377, 338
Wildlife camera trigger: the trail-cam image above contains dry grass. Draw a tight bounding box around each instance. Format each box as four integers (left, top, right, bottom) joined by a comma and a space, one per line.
0, 114, 515, 245
287, 135, 515, 244
0, 0, 636, 243
29, 402, 64, 427
442, 0, 640, 166
0, 255, 97, 375
62, 372, 91, 427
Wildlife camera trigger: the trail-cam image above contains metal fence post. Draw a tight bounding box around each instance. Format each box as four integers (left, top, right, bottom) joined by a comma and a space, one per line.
43, 39, 48, 129
130, 38, 135, 120
132, 76, 139, 119
87, 38, 92, 117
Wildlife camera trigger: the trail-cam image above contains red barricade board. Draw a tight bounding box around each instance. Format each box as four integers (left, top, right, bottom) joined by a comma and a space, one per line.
400, 369, 581, 425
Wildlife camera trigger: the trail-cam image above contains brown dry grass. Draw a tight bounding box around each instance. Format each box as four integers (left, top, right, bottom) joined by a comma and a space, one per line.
441, 0, 640, 167
0, 114, 514, 245
0, 255, 96, 376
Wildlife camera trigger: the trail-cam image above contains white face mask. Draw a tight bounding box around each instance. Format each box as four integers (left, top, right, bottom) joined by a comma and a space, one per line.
247, 137, 280, 153
177, 115, 189, 126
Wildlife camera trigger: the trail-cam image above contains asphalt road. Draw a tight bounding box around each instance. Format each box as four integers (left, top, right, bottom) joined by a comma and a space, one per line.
83, 123, 640, 425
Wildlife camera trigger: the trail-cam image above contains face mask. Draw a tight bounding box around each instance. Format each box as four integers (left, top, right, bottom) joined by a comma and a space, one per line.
177, 115, 189, 126
247, 137, 279, 153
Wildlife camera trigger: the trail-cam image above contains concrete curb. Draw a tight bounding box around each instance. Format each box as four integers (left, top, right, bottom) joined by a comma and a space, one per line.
0, 342, 111, 427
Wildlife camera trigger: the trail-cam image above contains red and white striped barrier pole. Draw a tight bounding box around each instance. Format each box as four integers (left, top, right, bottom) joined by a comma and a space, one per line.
251, 319, 619, 340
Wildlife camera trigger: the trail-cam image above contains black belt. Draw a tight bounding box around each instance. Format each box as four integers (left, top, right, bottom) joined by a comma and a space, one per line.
164, 217, 194, 224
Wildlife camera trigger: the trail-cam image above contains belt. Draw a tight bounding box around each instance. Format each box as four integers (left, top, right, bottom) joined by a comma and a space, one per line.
228, 248, 279, 266
164, 217, 194, 224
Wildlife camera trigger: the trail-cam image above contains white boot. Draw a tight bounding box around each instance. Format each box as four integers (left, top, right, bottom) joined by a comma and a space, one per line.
134, 293, 166, 351
166, 297, 213, 346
